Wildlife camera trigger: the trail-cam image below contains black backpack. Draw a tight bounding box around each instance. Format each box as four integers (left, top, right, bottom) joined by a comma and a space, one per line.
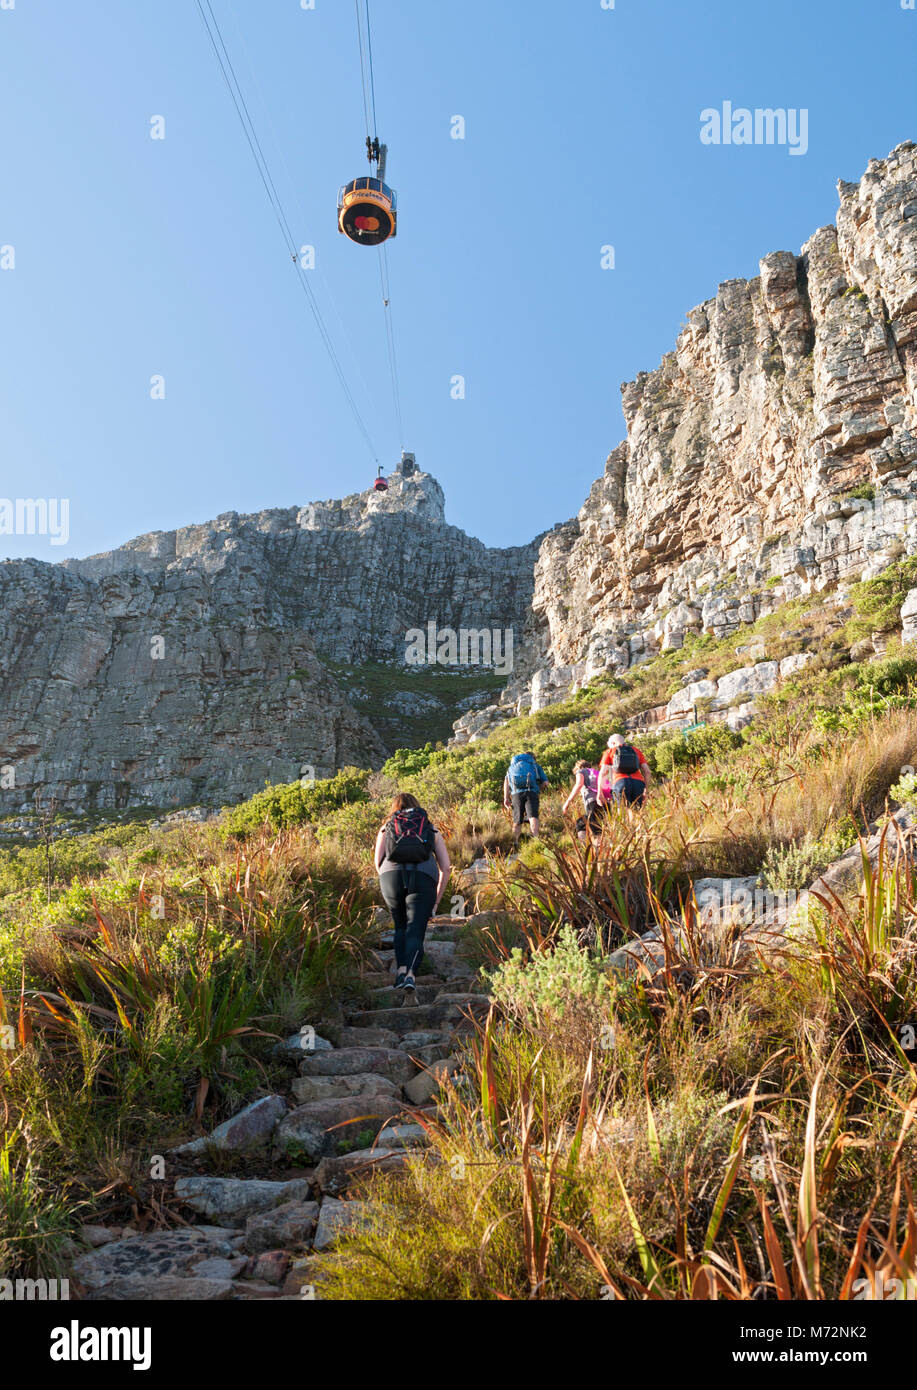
612, 743, 641, 776
384, 807, 435, 864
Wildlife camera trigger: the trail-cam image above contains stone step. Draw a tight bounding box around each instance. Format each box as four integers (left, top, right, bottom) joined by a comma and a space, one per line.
334, 1025, 401, 1049
374, 944, 466, 969
291, 1072, 401, 1104
313, 1147, 410, 1196
396, 1029, 453, 1051
173, 1178, 311, 1226
345, 1003, 445, 1034
313, 1197, 394, 1253
374, 1122, 429, 1149
367, 984, 441, 1008
346, 994, 488, 1036
400, 1041, 454, 1066
298, 1047, 418, 1084
274, 1095, 404, 1165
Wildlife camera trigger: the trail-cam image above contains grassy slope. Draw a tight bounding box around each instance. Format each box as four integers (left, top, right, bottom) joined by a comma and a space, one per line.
2, 561, 917, 1295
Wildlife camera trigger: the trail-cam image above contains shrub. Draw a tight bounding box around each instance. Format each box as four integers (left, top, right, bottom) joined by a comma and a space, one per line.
488, 923, 611, 1028
223, 767, 371, 833
846, 555, 917, 641
890, 770, 917, 807
761, 819, 857, 891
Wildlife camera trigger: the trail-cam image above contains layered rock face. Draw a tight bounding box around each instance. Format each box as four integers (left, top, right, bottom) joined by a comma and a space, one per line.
519, 141, 917, 710
5, 144, 917, 798
0, 471, 538, 810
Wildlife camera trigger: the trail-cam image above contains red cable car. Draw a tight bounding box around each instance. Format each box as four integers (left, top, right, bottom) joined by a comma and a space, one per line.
373, 466, 388, 492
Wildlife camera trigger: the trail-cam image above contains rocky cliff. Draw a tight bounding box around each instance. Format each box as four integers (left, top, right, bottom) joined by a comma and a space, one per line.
4, 143, 917, 804
0, 470, 539, 811
455, 140, 917, 739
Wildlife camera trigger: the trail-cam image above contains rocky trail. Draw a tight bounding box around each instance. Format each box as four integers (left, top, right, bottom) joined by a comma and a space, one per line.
68, 910, 491, 1302
65, 808, 913, 1301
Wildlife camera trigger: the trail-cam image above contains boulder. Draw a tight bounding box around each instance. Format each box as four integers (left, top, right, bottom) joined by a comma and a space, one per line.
313, 1148, 409, 1196
665, 679, 717, 721
809, 810, 915, 897
172, 1177, 311, 1226
243, 1201, 320, 1255
170, 1094, 286, 1157
778, 651, 814, 678
403, 1058, 460, 1106
312, 1198, 380, 1253
374, 1122, 430, 1148
71, 1227, 238, 1291
273, 1095, 403, 1164
692, 876, 763, 925
245, 1251, 292, 1285
80, 1224, 119, 1248
711, 662, 779, 709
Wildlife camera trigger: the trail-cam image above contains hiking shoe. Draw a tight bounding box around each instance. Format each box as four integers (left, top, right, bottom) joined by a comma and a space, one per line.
393, 971, 407, 990
402, 974, 416, 995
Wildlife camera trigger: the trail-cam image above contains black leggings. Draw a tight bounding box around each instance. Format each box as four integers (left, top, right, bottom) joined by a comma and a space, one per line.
379, 869, 437, 974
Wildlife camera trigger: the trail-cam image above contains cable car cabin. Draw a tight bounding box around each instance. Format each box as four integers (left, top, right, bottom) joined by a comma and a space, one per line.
338, 176, 397, 245
372, 470, 389, 492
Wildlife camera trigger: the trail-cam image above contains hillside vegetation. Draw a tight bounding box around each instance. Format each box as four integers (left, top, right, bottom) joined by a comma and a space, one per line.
2, 569, 917, 1299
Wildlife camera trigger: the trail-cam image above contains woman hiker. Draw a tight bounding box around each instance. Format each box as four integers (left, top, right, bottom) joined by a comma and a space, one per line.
374, 792, 451, 995
562, 759, 605, 842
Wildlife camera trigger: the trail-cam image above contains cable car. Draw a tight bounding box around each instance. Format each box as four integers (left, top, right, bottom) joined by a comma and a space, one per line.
339, 138, 397, 246
372, 466, 388, 492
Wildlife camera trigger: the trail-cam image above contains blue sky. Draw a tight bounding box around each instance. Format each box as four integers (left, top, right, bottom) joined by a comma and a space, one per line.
1, 0, 914, 560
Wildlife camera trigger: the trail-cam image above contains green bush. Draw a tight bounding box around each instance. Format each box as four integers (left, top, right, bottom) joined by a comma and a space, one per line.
847, 555, 917, 641
761, 819, 857, 891
648, 722, 743, 777
223, 766, 371, 833
890, 770, 917, 807
488, 923, 611, 1027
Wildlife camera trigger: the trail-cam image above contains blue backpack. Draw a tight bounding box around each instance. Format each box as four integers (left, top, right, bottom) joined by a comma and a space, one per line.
508, 753, 542, 793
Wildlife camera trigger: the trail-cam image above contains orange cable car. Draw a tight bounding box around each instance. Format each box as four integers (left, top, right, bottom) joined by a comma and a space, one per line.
339, 139, 397, 246
338, 175, 397, 245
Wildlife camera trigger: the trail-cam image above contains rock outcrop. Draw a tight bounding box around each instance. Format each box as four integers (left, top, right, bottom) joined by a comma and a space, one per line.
0, 469, 539, 811
505, 141, 917, 715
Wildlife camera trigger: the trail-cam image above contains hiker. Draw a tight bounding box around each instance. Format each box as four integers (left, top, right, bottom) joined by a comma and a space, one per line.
561, 759, 605, 841
598, 734, 651, 807
374, 793, 451, 995
503, 750, 548, 842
